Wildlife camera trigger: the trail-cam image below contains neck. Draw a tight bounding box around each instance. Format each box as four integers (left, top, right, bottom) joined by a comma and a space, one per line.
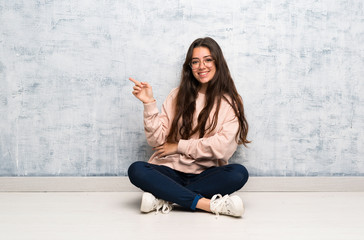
199, 84, 207, 94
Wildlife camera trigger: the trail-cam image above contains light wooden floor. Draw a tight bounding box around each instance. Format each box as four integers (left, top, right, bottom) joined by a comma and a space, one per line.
1, 192, 363, 240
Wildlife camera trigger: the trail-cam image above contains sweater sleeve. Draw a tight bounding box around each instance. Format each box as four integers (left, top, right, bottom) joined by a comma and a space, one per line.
143, 89, 176, 147
177, 104, 239, 163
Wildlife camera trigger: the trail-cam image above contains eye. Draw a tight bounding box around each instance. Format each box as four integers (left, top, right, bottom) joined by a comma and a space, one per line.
205, 58, 214, 63
191, 60, 199, 65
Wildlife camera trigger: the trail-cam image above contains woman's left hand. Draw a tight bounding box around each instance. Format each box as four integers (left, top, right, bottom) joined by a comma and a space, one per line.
154, 142, 179, 158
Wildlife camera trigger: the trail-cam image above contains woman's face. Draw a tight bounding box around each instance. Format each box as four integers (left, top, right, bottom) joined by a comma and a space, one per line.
191, 47, 216, 87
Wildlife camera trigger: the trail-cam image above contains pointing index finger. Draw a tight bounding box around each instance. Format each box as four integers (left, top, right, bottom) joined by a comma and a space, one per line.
129, 77, 141, 86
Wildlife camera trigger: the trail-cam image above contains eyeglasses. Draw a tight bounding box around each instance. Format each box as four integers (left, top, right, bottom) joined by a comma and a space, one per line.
189, 58, 215, 70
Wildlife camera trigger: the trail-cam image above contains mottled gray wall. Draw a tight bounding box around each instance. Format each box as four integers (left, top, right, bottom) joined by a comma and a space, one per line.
0, 0, 363, 176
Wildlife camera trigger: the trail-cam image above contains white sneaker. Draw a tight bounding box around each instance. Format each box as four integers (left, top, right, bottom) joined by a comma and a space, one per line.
140, 192, 173, 214
210, 194, 244, 217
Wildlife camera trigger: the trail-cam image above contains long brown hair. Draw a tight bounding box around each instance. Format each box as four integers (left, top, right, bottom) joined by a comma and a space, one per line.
167, 37, 250, 146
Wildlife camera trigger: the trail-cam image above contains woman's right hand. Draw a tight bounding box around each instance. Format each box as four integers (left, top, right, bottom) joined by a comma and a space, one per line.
129, 77, 155, 103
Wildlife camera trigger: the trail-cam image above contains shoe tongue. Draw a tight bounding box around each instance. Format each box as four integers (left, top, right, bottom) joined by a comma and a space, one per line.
211, 195, 229, 213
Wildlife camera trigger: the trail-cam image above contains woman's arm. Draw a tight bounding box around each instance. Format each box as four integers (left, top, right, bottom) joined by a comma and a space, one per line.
177, 104, 240, 163
130, 77, 174, 147
143, 98, 173, 147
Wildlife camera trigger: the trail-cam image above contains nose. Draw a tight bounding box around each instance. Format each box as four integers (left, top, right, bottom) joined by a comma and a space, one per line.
198, 61, 206, 70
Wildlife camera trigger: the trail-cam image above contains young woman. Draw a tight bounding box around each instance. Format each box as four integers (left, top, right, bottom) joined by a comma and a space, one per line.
128, 37, 250, 217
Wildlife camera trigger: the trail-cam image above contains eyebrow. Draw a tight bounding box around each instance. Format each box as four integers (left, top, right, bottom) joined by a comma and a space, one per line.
192, 55, 212, 59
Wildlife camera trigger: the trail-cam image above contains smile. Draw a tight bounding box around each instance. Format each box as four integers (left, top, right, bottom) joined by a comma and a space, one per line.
198, 71, 209, 77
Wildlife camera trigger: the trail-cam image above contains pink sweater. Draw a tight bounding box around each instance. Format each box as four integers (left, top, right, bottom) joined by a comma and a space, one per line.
143, 88, 240, 174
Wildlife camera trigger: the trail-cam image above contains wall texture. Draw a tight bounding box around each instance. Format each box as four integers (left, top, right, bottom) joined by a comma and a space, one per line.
0, 0, 363, 176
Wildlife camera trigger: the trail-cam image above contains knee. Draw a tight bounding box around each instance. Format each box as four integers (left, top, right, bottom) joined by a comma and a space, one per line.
228, 164, 249, 188
128, 161, 148, 184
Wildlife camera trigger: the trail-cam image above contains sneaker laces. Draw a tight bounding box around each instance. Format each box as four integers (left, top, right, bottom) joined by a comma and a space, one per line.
154, 199, 173, 214
210, 194, 230, 217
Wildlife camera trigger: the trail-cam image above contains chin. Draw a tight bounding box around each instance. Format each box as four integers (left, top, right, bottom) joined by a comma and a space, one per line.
199, 79, 212, 84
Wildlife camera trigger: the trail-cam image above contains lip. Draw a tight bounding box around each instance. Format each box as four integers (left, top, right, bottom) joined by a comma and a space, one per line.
198, 71, 209, 77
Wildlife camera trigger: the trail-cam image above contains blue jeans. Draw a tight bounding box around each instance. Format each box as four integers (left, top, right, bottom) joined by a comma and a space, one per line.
128, 161, 249, 210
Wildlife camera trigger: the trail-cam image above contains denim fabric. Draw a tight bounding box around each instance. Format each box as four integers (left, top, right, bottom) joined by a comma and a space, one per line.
128, 161, 249, 210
